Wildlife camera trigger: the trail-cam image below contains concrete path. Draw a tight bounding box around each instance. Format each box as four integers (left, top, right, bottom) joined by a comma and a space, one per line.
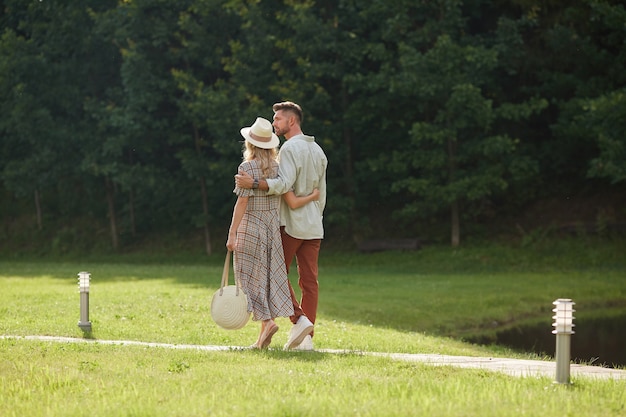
2, 335, 625, 380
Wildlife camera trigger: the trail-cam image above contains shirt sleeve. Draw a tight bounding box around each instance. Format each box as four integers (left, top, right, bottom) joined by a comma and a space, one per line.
234, 162, 254, 198
267, 146, 297, 195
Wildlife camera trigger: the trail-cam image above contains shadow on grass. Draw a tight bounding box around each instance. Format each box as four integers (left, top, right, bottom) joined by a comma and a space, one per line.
3, 237, 626, 283
2, 239, 626, 342
0, 258, 224, 287
79, 330, 96, 340
250, 349, 334, 363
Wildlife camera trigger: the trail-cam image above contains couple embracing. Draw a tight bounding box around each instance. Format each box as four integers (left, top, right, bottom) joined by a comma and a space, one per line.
226, 101, 328, 351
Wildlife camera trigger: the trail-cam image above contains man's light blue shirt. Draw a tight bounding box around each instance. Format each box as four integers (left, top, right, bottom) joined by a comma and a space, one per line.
266, 134, 328, 239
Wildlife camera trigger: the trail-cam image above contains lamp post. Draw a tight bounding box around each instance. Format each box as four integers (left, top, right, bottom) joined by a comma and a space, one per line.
78, 271, 92, 332
552, 298, 575, 384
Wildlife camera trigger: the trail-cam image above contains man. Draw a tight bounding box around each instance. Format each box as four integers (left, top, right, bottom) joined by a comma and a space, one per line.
235, 101, 327, 350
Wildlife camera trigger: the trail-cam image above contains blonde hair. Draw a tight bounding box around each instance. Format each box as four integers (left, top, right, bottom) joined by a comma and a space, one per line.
243, 141, 278, 179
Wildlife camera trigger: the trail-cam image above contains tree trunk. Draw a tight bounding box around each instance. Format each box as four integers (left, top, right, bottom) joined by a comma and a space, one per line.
193, 124, 212, 256
447, 137, 460, 247
127, 150, 137, 237
451, 199, 460, 247
199, 177, 212, 256
105, 176, 119, 250
34, 189, 42, 230
341, 85, 357, 241
128, 187, 137, 237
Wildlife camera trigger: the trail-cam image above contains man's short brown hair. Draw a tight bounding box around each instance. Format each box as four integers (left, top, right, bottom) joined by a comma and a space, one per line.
272, 101, 303, 124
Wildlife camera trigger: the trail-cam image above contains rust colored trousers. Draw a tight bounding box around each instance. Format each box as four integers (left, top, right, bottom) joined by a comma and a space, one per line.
280, 227, 321, 334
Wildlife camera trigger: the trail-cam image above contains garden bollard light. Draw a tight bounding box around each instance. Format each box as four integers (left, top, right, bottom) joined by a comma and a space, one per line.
78, 271, 92, 332
552, 298, 575, 384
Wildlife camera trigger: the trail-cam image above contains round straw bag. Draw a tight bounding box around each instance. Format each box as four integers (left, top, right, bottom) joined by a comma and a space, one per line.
211, 251, 250, 330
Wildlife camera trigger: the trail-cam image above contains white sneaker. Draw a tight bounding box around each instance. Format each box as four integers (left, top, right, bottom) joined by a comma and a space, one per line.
284, 316, 314, 350
293, 335, 314, 351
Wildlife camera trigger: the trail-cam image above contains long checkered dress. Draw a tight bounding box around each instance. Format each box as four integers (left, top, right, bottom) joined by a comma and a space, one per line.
233, 159, 294, 321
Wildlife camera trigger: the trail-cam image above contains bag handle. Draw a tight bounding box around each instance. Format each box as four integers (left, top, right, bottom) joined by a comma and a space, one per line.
219, 251, 240, 296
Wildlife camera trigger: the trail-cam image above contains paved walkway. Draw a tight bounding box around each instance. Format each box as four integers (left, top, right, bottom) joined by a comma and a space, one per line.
2, 335, 625, 380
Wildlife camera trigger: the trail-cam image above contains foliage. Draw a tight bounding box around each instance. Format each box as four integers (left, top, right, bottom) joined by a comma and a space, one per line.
0, 0, 625, 252
585, 89, 626, 184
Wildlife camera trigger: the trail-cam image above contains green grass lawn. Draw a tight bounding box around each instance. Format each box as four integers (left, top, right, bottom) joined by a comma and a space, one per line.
1, 238, 625, 416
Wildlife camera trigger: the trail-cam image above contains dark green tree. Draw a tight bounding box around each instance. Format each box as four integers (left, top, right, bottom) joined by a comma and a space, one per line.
1, 0, 625, 254
0, 0, 113, 236
171, 0, 246, 255
584, 89, 626, 184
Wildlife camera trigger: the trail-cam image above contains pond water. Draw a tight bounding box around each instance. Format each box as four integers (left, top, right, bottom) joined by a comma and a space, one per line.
470, 314, 626, 368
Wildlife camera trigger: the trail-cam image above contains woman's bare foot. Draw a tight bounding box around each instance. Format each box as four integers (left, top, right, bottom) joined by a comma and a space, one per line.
258, 320, 279, 349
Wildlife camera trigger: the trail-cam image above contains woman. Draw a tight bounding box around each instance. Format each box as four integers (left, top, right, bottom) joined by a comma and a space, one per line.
226, 117, 319, 348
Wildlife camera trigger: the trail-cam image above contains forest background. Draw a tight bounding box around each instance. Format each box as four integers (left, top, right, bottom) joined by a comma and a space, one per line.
1, 0, 625, 256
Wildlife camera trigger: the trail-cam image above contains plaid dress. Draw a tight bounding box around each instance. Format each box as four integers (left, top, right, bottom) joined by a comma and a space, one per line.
233, 159, 294, 321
